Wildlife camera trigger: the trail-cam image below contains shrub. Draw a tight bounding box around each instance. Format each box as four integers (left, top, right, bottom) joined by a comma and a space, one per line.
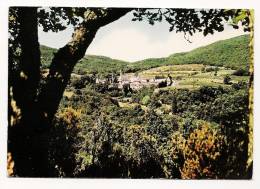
122, 83, 132, 96
158, 80, 167, 88
233, 68, 249, 76
141, 95, 151, 105
132, 86, 154, 103
95, 83, 109, 93
223, 75, 231, 84
177, 123, 225, 179
231, 81, 247, 90
205, 67, 215, 72
49, 107, 82, 177
71, 77, 87, 89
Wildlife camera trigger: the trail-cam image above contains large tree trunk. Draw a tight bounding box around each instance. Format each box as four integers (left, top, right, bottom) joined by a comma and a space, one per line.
8, 7, 49, 177
8, 7, 131, 177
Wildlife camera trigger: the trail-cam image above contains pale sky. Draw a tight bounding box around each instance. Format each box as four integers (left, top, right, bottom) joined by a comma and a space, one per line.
38, 11, 247, 62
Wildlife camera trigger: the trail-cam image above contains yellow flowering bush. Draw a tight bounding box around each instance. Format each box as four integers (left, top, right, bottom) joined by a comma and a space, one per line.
177, 123, 225, 179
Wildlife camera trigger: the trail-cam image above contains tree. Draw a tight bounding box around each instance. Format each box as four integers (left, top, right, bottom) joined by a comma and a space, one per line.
223, 75, 232, 84
8, 7, 252, 177
9, 7, 131, 177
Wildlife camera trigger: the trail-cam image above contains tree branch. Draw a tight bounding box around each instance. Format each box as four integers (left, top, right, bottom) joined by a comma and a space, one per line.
38, 8, 132, 122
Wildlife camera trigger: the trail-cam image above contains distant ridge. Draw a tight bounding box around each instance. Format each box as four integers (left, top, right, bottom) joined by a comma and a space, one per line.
40, 34, 250, 75
130, 34, 250, 71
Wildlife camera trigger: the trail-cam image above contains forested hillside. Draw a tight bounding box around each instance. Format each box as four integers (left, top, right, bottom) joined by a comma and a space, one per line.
41, 46, 128, 75
41, 35, 249, 77
41, 35, 249, 75
128, 34, 249, 72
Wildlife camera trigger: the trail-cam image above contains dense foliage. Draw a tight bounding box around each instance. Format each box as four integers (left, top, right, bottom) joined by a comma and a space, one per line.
48, 74, 250, 178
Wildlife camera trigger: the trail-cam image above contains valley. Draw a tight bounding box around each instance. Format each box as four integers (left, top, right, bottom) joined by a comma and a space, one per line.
40, 34, 250, 178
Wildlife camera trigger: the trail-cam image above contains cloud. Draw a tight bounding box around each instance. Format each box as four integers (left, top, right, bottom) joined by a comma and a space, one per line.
38, 26, 74, 49
39, 16, 247, 62
87, 24, 246, 62
87, 28, 159, 62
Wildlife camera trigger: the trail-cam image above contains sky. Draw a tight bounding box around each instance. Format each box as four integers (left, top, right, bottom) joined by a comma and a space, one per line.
38, 11, 247, 62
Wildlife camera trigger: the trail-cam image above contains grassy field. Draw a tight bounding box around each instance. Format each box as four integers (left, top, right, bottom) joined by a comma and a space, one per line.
139, 64, 248, 89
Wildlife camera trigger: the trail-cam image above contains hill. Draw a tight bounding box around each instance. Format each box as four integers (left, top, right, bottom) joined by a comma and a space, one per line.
40, 34, 250, 75
40, 45, 128, 76
73, 55, 128, 75
129, 34, 250, 72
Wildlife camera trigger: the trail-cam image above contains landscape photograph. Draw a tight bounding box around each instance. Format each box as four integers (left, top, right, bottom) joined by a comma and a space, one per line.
8, 7, 254, 179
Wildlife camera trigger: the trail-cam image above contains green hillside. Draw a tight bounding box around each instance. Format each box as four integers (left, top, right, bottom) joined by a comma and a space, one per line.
40, 45, 128, 76
74, 55, 128, 75
168, 34, 250, 69
129, 34, 250, 72
40, 45, 57, 68
40, 34, 250, 75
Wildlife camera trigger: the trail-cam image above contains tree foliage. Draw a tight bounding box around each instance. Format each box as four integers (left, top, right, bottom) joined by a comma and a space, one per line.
132, 9, 250, 36
46, 80, 250, 178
